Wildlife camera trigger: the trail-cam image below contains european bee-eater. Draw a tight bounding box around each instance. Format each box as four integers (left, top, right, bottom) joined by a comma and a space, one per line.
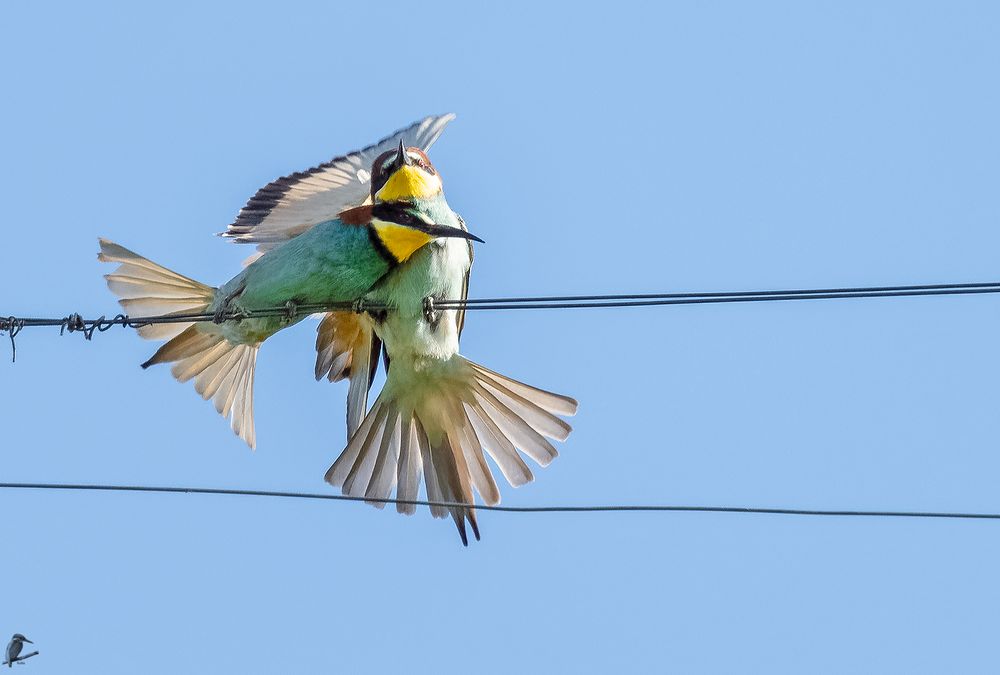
222, 114, 456, 437
99, 171, 480, 448
5, 634, 31, 668
324, 143, 579, 544
101, 115, 579, 543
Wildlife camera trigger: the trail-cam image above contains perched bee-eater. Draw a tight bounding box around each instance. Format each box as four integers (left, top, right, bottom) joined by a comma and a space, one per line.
99, 147, 480, 448
101, 115, 579, 543
222, 114, 457, 437
323, 142, 579, 544
5, 634, 31, 667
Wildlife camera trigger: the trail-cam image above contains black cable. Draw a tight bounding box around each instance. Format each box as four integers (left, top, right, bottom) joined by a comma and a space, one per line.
2, 482, 998, 520
449, 281, 1000, 305
436, 286, 1000, 310
4, 281, 1000, 334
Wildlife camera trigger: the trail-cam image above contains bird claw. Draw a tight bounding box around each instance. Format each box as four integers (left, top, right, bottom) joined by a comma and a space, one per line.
214, 305, 251, 324
422, 296, 438, 324
213, 283, 248, 324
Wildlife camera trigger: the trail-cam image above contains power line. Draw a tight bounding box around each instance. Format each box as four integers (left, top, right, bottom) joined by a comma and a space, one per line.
3, 280, 999, 361
439, 283, 1000, 310
2, 482, 998, 521
449, 281, 1000, 306
4, 280, 1000, 333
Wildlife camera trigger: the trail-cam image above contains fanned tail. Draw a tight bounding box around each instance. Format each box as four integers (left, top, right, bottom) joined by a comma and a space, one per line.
98, 238, 215, 340
98, 238, 259, 448
324, 354, 578, 545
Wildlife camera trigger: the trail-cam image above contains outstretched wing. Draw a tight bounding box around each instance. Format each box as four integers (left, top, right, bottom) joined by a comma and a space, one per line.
221, 113, 456, 247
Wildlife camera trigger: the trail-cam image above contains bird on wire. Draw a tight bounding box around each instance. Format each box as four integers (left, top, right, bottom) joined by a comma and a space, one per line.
99, 116, 479, 448
5, 634, 32, 668
100, 115, 578, 543
223, 114, 458, 438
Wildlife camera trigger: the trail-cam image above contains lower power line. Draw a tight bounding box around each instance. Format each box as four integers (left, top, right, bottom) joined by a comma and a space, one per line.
1, 482, 998, 520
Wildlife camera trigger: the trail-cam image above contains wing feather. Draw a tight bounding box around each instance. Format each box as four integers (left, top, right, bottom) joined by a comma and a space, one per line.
221, 114, 455, 248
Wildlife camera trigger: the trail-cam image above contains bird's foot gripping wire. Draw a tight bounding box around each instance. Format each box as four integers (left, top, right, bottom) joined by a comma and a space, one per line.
213, 284, 248, 324
422, 296, 438, 324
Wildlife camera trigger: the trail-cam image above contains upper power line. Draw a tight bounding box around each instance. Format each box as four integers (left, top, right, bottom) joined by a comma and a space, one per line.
3, 280, 999, 360
4, 280, 999, 329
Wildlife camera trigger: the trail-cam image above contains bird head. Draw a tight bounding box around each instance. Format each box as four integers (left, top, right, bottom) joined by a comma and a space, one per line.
370, 140, 443, 203
10, 635, 29, 644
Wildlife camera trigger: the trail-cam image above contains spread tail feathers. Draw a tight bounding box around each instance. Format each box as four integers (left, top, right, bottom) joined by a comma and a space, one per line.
98, 238, 259, 449
97, 238, 215, 340
324, 354, 578, 545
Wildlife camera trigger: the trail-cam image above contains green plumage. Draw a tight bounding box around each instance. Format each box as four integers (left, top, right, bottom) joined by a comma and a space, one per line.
222, 219, 387, 308
214, 218, 391, 344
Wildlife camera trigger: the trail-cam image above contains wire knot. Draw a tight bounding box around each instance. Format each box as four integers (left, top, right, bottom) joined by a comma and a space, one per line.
105, 313, 140, 331
2, 316, 25, 363
61, 312, 100, 340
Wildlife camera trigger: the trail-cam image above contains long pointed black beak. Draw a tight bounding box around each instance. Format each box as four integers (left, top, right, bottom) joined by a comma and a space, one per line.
420, 223, 484, 243
396, 139, 413, 167
22, 639, 32, 645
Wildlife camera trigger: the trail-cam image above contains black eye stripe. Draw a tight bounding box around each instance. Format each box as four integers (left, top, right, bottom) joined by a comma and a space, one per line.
371, 202, 428, 227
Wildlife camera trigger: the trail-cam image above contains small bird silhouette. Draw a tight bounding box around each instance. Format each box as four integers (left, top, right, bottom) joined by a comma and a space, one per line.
5, 634, 32, 667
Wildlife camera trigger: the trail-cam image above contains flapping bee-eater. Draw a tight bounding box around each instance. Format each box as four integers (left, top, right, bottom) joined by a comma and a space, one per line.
101, 115, 579, 543
220, 114, 456, 438
99, 137, 480, 448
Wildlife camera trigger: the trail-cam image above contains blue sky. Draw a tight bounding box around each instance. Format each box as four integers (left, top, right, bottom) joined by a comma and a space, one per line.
3, 1, 1000, 672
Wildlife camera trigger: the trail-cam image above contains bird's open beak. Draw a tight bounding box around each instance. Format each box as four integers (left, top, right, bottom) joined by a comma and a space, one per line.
418, 222, 484, 244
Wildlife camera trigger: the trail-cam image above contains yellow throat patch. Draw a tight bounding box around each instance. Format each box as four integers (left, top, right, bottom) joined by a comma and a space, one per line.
375, 165, 442, 202
372, 219, 435, 263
